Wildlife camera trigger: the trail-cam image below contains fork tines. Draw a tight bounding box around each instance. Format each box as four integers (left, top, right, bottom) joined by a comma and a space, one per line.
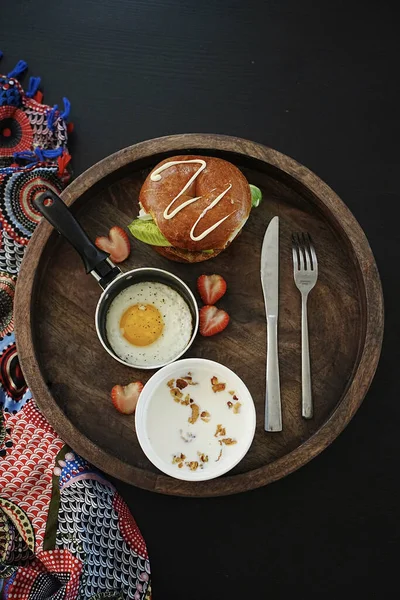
292, 233, 318, 272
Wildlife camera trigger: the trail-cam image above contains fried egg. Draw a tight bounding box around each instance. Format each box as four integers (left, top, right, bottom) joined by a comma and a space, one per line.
106, 282, 193, 367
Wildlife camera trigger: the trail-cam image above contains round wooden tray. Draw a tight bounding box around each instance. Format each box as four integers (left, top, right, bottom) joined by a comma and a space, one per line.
15, 134, 384, 497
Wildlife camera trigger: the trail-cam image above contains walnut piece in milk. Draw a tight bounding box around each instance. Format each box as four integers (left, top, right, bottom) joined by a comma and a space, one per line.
181, 394, 190, 406
200, 411, 211, 423
188, 403, 200, 424
220, 438, 237, 446
183, 372, 198, 385
176, 378, 188, 390
211, 376, 226, 393
214, 424, 226, 438
228, 392, 241, 413
170, 388, 183, 402
172, 453, 186, 468
186, 461, 199, 471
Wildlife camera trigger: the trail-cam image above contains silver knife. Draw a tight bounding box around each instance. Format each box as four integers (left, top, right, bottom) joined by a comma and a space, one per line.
260, 216, 282, 432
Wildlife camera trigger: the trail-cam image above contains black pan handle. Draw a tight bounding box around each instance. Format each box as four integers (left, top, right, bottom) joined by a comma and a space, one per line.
35, 190, 121, 287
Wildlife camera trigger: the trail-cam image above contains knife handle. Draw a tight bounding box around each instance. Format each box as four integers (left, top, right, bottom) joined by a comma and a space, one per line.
265, 316, 282, 432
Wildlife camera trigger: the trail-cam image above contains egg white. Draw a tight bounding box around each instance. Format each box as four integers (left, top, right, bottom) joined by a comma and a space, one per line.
106, 282, 193, 367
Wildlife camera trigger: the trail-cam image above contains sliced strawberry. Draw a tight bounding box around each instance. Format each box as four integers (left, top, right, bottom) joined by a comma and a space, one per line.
95, 226, 130, 263
197, 274, 227, 305
111, 381, 143, 415
199, 305, 230, 337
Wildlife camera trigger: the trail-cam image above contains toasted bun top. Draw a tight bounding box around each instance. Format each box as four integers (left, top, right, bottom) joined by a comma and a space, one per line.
139, 155, 251, 251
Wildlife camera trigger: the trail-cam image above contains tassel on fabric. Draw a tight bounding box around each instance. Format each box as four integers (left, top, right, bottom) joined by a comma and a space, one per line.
34, 148, 45, 162
7, 60, 28, 78
34, 90, 43, 103
14, 150, 36, 161
60, 97, 70, 120
14, 147, 64, 164
57, 151, 72, 175
41, 148, 64, 159
46, 104, 58, 131
26, 76, 41, 98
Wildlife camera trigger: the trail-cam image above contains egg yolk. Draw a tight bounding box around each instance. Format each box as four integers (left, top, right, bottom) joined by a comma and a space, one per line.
120, 304, 164, 346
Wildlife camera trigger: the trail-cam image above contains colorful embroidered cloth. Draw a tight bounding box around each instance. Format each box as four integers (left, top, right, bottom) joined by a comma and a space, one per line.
0, 53, 151, 599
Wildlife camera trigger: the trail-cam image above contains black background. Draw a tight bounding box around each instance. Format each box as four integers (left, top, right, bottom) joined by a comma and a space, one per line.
2, 1, 399, 598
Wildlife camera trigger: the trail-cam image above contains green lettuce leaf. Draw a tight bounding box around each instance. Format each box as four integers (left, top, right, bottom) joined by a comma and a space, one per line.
250, 184, 262, 208
128, 218, 172, 246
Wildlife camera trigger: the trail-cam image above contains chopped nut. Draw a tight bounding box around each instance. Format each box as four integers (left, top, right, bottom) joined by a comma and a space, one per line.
200, 411, 211, 423
176, 378, 188, 390
214, 424, 226, 437
178, 463, 183, 468
221, 438, 237, 446
211, 376, 226, 393
188, 403, 200, 424
167, 379, 175, 388
170, 388, 183, 402
181, 394, 190, 406
189, 398, 194, 404
172, 453, 186, 464
198, 452, 209, 463
216, 448, 223, 462
186, 461, 199, 471
213, 383, 226, 393
233, 402, 241, 414
183, 373, 198, 385
228, 390, 235, 396
227, 401, 233, 409
233, 394, 239, 401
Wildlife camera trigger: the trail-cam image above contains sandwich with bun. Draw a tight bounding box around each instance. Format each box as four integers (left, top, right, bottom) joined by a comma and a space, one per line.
128, 155, 262, 263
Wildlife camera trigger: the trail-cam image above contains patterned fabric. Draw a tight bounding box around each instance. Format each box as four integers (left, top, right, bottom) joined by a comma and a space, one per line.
0, 54, 151, 599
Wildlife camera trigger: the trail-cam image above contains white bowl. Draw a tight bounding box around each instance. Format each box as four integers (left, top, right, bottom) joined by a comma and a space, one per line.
135, 358, 256, 481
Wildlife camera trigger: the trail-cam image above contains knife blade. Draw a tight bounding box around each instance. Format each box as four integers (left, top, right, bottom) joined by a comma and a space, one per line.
260, 216, 282, 432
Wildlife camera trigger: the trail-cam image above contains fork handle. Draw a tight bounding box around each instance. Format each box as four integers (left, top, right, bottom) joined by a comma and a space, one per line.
265, 316, 282, 432
301, 294, 313, 419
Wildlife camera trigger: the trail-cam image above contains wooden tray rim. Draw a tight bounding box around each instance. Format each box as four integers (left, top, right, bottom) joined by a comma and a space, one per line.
15, 133, 384, 496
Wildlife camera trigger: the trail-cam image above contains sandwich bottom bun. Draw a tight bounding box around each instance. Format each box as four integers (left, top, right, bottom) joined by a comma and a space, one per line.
153, 246, 224, 263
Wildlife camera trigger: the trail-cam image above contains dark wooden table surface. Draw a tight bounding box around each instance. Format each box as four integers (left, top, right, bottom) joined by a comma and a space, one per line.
3, 1, 399, 597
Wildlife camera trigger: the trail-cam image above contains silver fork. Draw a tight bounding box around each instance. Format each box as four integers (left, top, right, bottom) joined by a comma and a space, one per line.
292, 233, 318, 419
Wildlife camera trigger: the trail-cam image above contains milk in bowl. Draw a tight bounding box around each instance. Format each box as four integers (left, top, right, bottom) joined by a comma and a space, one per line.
135, 358, 256, 481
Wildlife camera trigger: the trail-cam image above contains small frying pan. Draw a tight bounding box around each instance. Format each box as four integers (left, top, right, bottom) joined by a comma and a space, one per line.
34, 190, 199, 369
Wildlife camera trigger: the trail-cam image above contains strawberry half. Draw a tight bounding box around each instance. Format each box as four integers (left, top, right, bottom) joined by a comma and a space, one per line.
197, 274, 227, 305
199, 305, 230, 337
95, 226, 130, 263
111, 382, 143, 414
